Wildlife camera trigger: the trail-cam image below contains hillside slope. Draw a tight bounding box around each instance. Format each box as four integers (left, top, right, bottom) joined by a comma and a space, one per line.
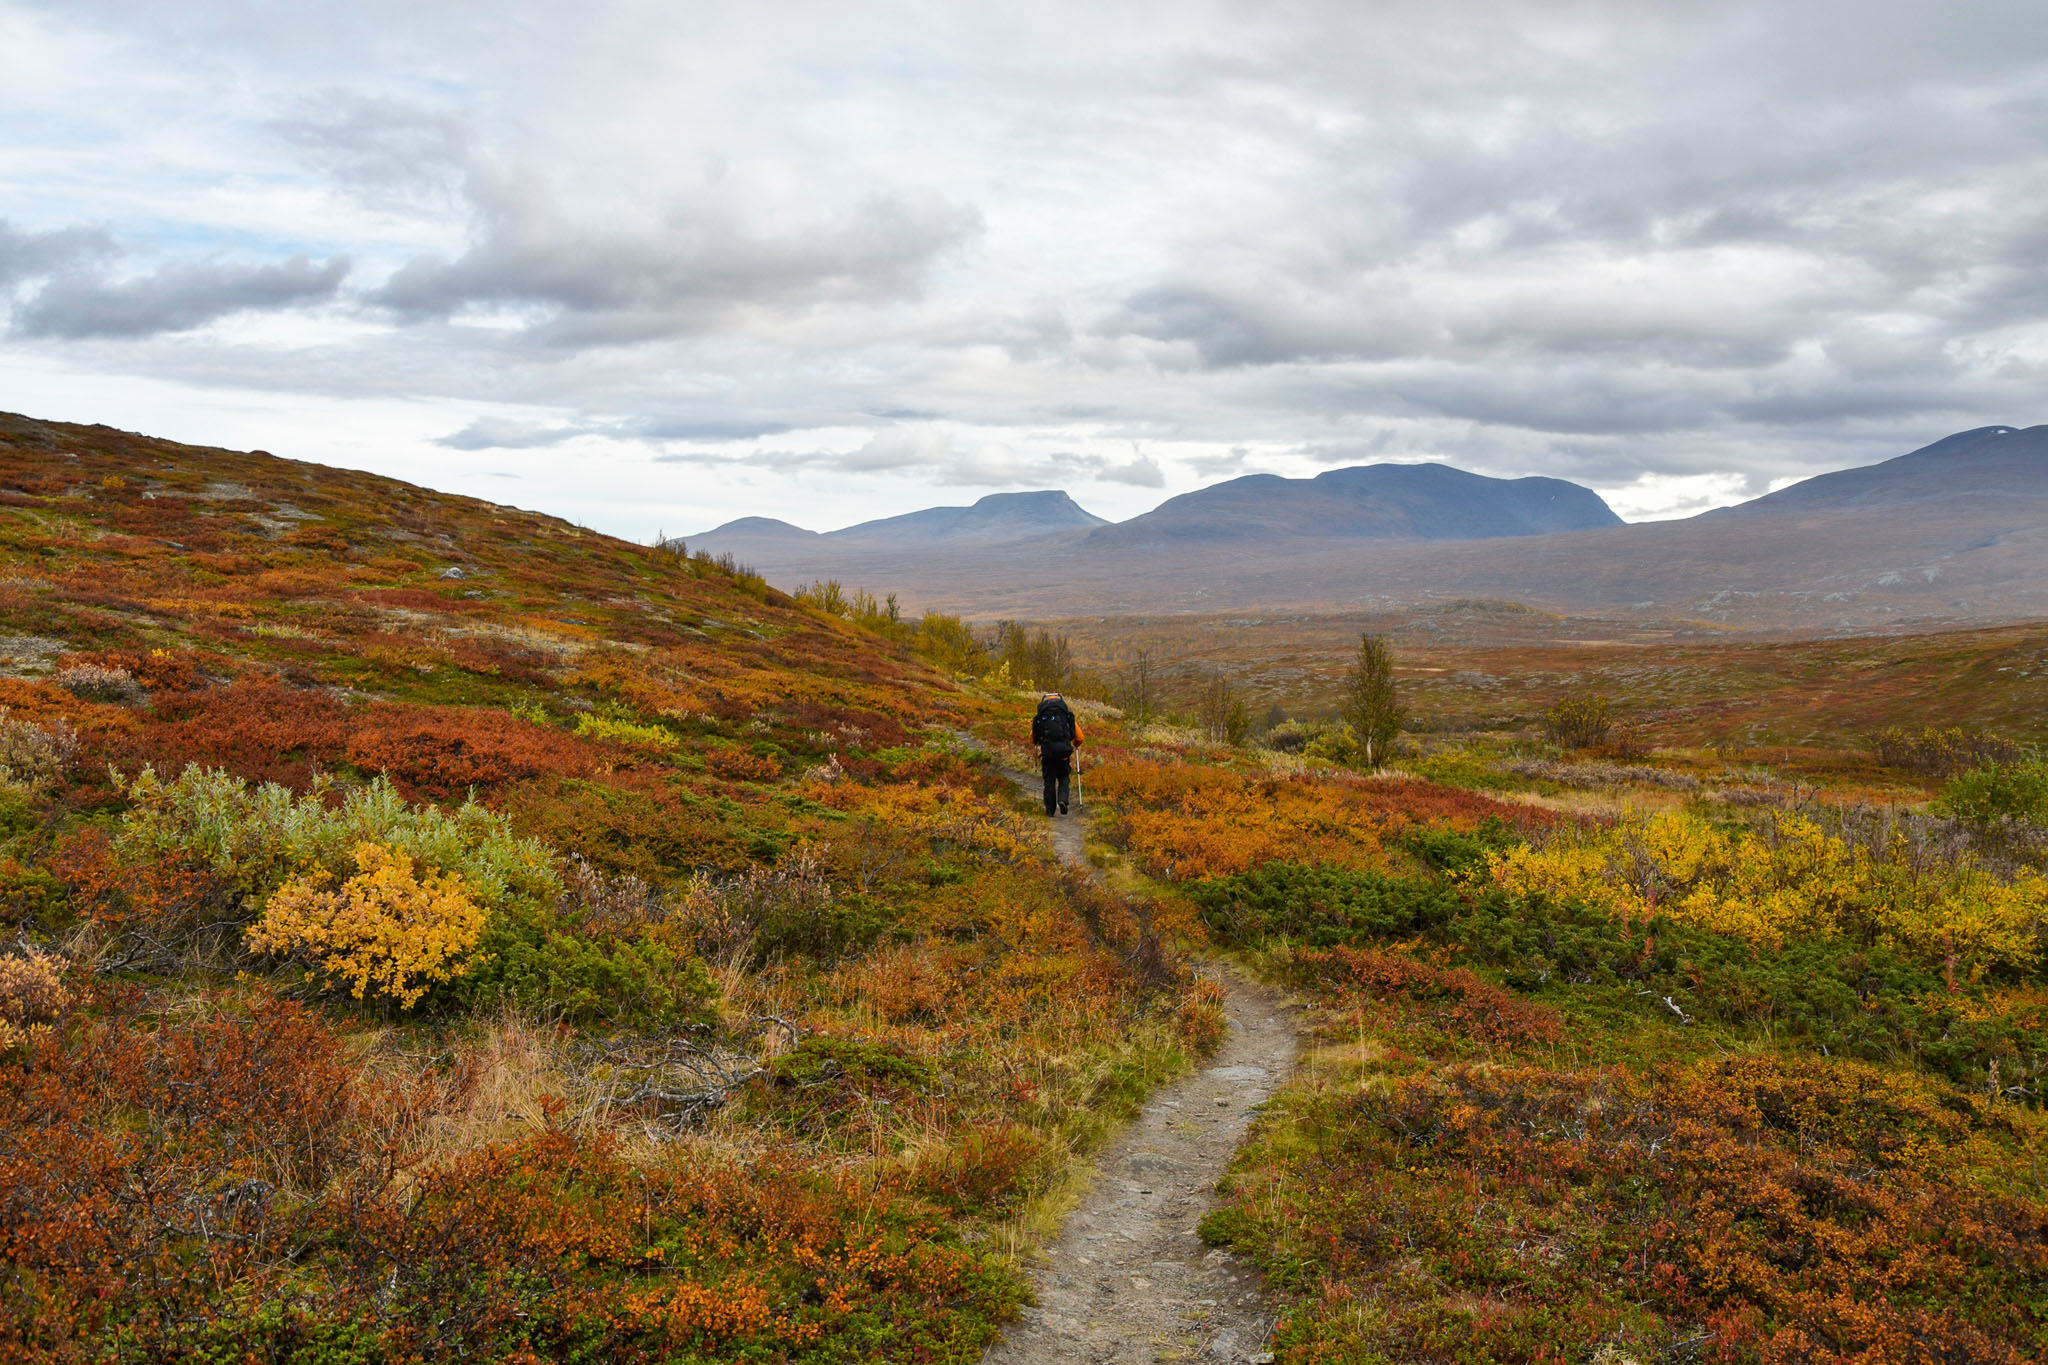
0, 412, 1221, 1363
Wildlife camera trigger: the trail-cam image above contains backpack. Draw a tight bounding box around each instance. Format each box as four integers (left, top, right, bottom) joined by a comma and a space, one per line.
1035, 699, 1075, 756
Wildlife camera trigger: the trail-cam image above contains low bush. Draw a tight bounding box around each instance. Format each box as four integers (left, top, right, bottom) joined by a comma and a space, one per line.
1188, 861, 1466, 945
768, 1035, 936, 1091
1478, 807, 2046, 976
1449, 889, 2048, 1093
911, 1122, 1049, 1215
54, 662, 145, 705
113, 765, 559, 914
1286, 945, 1564, 1048
0, 949, 68, 1052
458, 908, 717, 1028
1542, 690, 1611, 748
0, 856, 66, 929
1497, 755, 1699, 791
246, 842, 489, 1009
679, 847, 888, 968
1870, 723, 2024, 777
1937, 758, 2048, 830
1205, 1053, 2048, 1363
709, 745, 782, 781
574, 712, 679, 752
1400, 818, 1523, 875
0, 710, 76, 794
1089, 758, 1549, 881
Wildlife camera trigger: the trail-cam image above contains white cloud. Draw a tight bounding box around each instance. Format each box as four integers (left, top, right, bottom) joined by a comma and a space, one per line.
0, 0, 2043, 538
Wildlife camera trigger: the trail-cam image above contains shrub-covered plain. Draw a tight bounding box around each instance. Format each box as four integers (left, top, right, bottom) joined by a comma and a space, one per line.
1086, 727, 2048, 1363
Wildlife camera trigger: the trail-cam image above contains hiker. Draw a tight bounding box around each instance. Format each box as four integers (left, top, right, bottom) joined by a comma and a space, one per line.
1030, 692, 1082, 816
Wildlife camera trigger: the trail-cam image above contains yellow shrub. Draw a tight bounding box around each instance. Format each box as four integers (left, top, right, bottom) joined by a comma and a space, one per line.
1487, 839, 1624, 916
1480, 809, 2043, 973
247, 842, 487, 1008
1877, 869, 2046, 977
574, 713, 679, 751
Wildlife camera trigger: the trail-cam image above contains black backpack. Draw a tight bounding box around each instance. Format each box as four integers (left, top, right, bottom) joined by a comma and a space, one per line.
1036, 699, 1075, 756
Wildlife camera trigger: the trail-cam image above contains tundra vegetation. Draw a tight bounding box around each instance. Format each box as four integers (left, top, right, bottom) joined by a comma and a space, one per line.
1082, 711, 2048, 1362
2, 415, 2045, 1364
0, 421, 1221, 1363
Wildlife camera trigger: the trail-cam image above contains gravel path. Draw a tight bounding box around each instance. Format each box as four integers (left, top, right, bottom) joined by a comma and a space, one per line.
984, 772, 1299, 1365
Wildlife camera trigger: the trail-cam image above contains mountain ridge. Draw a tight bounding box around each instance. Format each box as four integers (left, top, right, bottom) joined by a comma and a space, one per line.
1081, 462, 1623, 547
682, 426, 2048, 629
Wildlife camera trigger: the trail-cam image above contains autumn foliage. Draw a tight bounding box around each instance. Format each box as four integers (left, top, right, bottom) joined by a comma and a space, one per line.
1088, 757, 1548, 880
247, 842, 488, 1006
1481, 806, 2046, 976
1206, 1053, 2048, 1363
9, 416, 2048, 1363
0, 417, 1227, 1361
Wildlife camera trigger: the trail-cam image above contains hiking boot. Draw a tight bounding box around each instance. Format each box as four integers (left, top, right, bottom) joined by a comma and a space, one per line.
1059, 803, 1069, 814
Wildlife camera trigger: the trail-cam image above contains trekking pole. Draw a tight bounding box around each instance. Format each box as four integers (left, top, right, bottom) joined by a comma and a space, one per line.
1074, 748, 1083, 811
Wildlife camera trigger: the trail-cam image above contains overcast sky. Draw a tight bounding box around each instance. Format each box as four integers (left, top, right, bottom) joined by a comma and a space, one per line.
3, 1, 2044, 537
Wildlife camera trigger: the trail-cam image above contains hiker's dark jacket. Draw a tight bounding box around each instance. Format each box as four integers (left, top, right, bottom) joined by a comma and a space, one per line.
1030, 698, 1082, 760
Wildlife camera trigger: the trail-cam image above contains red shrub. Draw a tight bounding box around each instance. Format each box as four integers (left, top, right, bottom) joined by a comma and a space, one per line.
0, 994, 385, 1354
343, 708, 594, 799
911, 1122, 1048, 1214
708, 747, 781, 782
1291, 945, 1564, 1048
100, 680, 595, 798
109, 680, 348, 789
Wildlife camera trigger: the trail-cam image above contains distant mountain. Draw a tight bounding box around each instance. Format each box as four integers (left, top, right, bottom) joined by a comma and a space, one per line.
700, 516, 819, 541
1721, 425, 2048, 515
1084, 463, 1622, 547
833, 490, 1107, 547
693, 490, 1104, 562
679, 429, 2048, 630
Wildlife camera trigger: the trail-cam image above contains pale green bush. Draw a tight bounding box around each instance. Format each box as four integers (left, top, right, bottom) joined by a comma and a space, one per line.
113, 765, 560, 913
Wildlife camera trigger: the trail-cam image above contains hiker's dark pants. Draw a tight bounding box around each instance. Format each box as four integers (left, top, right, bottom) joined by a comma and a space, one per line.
1040, 753, 1071, 814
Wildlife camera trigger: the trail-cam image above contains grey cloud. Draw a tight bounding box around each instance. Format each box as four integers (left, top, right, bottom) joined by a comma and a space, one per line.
0, 220, 117, 289
15, 254, 348, 339
441, 410, 798, 449
628, 415, 794, 441
434, 417, 584, 450
438, 409, 801, 450
1100, 453, 1165, 487
375, 171, 982, 345
674, 427, 1165, 490
1183, 447, 1263, 479
1103, 282, 1432, 369
14, 0, 2048, 529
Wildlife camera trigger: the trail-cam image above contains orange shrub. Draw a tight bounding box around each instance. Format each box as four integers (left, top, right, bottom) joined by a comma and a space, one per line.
1089, 759, 1545, 881
708, 746, 781, 781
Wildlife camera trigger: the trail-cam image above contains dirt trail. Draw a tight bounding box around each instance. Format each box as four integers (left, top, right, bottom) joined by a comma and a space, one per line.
986, 772, 1298, 1365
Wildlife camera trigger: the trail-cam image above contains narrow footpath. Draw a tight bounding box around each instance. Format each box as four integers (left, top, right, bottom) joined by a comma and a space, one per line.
987, 771, 1299, 1365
